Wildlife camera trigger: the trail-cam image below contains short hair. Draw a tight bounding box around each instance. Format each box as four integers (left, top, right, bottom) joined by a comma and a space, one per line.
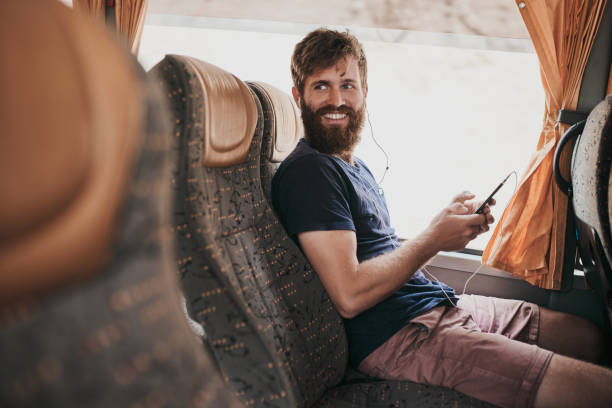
291, 28, 368, 95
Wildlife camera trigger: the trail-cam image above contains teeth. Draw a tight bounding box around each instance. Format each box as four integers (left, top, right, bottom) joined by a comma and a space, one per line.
324, 113, 347, 120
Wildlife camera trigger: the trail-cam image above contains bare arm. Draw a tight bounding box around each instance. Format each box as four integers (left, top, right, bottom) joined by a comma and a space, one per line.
298, 191, 494, 318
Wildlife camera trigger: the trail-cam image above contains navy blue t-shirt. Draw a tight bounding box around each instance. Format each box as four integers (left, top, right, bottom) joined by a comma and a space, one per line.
272, 139, 457, 367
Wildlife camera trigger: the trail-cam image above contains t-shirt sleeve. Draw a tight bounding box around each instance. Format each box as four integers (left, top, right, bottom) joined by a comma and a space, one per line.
273, 155, 355, 236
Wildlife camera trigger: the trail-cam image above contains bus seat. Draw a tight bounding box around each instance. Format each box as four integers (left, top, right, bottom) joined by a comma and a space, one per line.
0, 2, 239, 407
153, 54, 495, 407
151, 54, 341, 407
571, 95, 612, 328
247, 81, 302, 203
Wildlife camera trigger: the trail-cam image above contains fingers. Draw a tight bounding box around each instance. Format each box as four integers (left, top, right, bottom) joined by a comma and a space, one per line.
475, 212, 495, 235
479, 223, 490, 233
474, 205, 495, 224
480, 207, 495, 224
448, 202, 469, 215
465, 213, 487, 226
433, 198, 496, 251
463, 225, 479, 241
479, 199, 496, 213
466, 213, 494, 238
451, 191, 475, 204
471, 196, 498, 215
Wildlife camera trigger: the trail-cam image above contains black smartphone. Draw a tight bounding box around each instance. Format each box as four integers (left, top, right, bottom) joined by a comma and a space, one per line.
474, 173, 512, 214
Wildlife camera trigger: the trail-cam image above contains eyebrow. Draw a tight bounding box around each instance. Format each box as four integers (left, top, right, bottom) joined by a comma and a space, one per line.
312, 80, 330, 87
311, 78, 357, 87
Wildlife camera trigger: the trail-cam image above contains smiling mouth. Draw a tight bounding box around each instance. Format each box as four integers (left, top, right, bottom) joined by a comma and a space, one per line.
323, 112, 348, 120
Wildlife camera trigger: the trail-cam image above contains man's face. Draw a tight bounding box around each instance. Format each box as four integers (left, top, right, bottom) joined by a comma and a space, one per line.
293, 57, 367, 156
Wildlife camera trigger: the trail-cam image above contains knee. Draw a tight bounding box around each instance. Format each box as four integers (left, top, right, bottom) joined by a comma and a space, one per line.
539, 308, 604, 363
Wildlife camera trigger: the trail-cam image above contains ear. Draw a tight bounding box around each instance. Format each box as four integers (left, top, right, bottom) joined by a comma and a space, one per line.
364, 85, 368, 99
291, 87, 301, 107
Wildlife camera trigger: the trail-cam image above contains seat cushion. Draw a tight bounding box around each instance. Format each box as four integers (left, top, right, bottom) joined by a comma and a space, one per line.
317, 380, 496, 407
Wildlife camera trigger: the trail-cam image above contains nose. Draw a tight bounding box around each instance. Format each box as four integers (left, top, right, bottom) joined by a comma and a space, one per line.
327, 87, 344, 107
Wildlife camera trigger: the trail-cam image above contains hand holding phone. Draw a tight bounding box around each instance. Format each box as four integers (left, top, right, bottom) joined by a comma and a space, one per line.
474, 173, 512, 214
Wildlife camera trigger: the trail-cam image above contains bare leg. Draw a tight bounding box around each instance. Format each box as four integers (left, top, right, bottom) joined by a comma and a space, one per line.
538, 308, 603, 363
534, 354, 612, 408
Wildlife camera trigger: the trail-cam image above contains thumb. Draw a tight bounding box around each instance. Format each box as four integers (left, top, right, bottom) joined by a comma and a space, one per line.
449, 202, 469, 214
451, 191, 476, 204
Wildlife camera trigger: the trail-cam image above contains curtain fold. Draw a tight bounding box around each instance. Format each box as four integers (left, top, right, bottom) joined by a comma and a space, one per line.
482, 0, 608, 289
73, 0, 105, 22
73, 0, 148, 56
115, 0, 148, 55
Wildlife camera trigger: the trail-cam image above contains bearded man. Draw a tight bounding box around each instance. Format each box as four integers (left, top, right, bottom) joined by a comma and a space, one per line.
271, 28, 612, 408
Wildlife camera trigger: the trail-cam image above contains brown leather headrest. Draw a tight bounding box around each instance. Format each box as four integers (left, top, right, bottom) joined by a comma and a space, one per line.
169, 55, 258, 167
249, 81, 302, 162
0, 0, 143, 305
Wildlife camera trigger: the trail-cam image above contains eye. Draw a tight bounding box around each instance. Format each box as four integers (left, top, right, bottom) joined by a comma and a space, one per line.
342, 83, 354, 89
314, 84, 327, 90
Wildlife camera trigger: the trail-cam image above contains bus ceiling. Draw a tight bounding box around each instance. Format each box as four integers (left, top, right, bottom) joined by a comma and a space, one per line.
146, 0, 531, 40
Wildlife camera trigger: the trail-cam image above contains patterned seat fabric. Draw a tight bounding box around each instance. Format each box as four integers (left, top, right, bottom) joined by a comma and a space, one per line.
249, 81, 496, 408
0, 2, 239, 407
152, 55, 348, 408
153, 54, 496, 408
572, 95, 612, 325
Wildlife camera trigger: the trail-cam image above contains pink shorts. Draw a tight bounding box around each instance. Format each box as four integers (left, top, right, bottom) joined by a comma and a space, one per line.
358, 294, 553, 408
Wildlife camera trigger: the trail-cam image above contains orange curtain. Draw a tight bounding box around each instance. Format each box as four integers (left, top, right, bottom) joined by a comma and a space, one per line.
73, 0, 105, 22
482, 0, 608, 289
73, 0, 148, 56
115, 0, 148, 55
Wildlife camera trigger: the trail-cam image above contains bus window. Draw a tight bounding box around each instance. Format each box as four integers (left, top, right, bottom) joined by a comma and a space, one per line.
139, 4, 544, 252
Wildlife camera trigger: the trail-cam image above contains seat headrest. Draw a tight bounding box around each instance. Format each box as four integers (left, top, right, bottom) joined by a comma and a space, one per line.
572, 95, 612, 243
0, 0, 143, 305
163, 55, 258, 167
248, 81, 302, 162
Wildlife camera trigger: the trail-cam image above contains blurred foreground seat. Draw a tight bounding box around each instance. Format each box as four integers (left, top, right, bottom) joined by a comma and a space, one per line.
152, 54, 496, 407
570, 96, 612, 339
0, 1, 240, 407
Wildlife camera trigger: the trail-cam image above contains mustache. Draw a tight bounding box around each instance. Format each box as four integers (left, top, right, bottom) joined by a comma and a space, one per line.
314, 105, 356, 116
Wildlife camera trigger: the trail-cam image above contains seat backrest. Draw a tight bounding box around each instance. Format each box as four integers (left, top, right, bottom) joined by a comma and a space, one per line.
572, 95, 612, 321
247, 81, 303, 204
152, 55, 349, 407
0, 2, 239, 406
248, 80, 497, 408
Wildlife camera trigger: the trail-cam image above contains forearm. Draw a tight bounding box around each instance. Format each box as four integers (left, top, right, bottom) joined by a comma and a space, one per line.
300, 191, 491, 319
341, 230, 439, 318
